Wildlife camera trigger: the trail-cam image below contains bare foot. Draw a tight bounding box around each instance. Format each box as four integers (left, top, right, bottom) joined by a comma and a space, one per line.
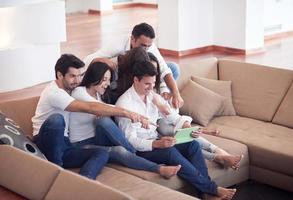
158, 165, 181, 179
217, 187, 237, 200
214, 154, 243, 170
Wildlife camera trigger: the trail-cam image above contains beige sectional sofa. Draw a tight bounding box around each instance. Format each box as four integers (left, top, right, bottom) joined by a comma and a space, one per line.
0, 57, 292, 199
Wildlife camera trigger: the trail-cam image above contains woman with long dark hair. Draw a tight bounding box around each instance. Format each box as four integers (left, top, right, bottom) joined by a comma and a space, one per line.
69, 61, 181, 178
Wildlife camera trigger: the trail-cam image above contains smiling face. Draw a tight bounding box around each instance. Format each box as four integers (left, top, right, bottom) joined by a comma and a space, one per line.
93, 70, 111, 95
133, 75, 156, 96
131, 35, 153, 50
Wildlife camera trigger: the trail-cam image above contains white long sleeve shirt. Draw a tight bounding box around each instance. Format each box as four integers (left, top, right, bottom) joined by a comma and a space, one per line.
115, 86, 191, 152
83, 36, 172, 93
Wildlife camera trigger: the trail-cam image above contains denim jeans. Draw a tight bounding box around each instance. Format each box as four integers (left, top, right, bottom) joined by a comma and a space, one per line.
72, 137, 158, 173
167, 62, 180, 80
137, 140, 218, 196
34, 114, 109, 180
94, 117, 136, 153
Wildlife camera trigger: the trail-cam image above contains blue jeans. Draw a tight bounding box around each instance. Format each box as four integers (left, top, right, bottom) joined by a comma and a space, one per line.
137, 140, 218, 196
167, 62, 180, 80
34, 114, 109, 180
72, 117, 159, 172
94, 117, 136, 153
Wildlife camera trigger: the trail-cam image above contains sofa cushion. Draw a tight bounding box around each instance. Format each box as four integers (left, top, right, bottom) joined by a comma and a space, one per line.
208, 116, 293, 177
0, 145, 61, 200
0, 112, 46, 159
203, 135, 249, 187
218, 59, 293, 121
191, 76, 236, 116
272, 82, 293, 128
180, 79, 224, 126
96, 167, 198, 200
107, 164, 186, 190
0, 96, 39, 137
177, 57, 218, 91
45, 170, 132, 200
108, 135, 249, 189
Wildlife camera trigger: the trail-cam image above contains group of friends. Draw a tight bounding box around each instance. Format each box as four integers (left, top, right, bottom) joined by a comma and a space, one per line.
32, 22, 243, 200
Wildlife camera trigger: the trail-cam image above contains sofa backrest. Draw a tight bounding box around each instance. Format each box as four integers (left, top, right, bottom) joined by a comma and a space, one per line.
0, 96, 39, 137
272, 82, 293, 128
0, 145, 61, 200
0, 145, 134, 200
45, 170, 133, 200
177, 57, 218, 90
218, 59, 293, 121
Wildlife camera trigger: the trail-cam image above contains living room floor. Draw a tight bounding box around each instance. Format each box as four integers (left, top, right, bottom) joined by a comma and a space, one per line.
1, 5, 293, 200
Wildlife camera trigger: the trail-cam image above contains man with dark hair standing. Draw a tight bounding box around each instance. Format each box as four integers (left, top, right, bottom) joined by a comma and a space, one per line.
116, 61, 237, 200
84, 22, 183, 108
32, 54, 148, 180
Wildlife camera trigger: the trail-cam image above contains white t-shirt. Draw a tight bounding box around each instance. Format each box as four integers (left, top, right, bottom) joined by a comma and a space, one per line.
32, 81, 75, 137
83, 35, 172, 93
69, 86, 101, 143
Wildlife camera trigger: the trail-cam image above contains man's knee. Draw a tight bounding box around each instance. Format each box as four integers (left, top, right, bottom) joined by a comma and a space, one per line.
46, 113, 65, 127
96, 117, 115, 128
167, 62, 180, 80
92, 148, 109, 161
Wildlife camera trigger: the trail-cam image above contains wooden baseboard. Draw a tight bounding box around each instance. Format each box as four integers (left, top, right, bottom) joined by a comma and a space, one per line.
88, 9, 113, 16
159, 45, 265, 57
264, 30, 293, 41
113, 3, 157, 9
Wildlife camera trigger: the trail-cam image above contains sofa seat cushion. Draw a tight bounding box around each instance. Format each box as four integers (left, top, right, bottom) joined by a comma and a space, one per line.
208, 116, 293, 177
107, 164, 186, 190
96, 167, 198, 200
108, 135, 249, 189
202, 135, 249, 187
45, 170, 133, 200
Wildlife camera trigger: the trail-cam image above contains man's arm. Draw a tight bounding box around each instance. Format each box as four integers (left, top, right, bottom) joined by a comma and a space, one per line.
83, 36, 129, 69
66, 100, 148, 125
164, 74, 184, 108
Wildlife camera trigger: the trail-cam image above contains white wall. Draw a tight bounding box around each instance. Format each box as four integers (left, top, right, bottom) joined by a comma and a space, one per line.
157, 0, 179, 50
264, 0, 293, 35
213, 0, 246, 49
158, 0, 213, 51
65, 0, 113, 13
178, 0, 213, 50
0, 0, 66, 92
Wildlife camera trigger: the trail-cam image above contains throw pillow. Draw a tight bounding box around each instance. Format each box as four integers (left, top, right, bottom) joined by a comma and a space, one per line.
180, 79, 225, 126
191, 76, 236, 116
0, 112, 46, 159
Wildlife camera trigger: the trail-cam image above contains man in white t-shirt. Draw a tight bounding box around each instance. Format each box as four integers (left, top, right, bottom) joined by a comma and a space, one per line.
83, 22, 183, 109
32, 54, 149, 180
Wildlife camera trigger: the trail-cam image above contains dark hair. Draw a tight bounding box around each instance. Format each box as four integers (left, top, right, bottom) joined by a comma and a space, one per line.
80, 61, 113, 103
55, 54, 84, 79
131, 23, 155, 39
133, 61, 158, 81
148, 52, 161, 93
115, 47, 150, 99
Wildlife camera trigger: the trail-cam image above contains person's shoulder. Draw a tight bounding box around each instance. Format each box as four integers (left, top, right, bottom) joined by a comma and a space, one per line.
116, 88, 132, 106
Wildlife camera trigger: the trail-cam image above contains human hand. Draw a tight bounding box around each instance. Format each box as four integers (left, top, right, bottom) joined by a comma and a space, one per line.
152, 136, 176, 149
190, 130, 201, 138
182, 121, 191, 128
161, 92, 172, 100
92, 57, 118, 70
172, 93, 184, 109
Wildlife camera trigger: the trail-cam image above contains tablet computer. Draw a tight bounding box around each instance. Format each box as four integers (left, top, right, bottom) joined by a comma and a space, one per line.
175, 126, 200, 144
